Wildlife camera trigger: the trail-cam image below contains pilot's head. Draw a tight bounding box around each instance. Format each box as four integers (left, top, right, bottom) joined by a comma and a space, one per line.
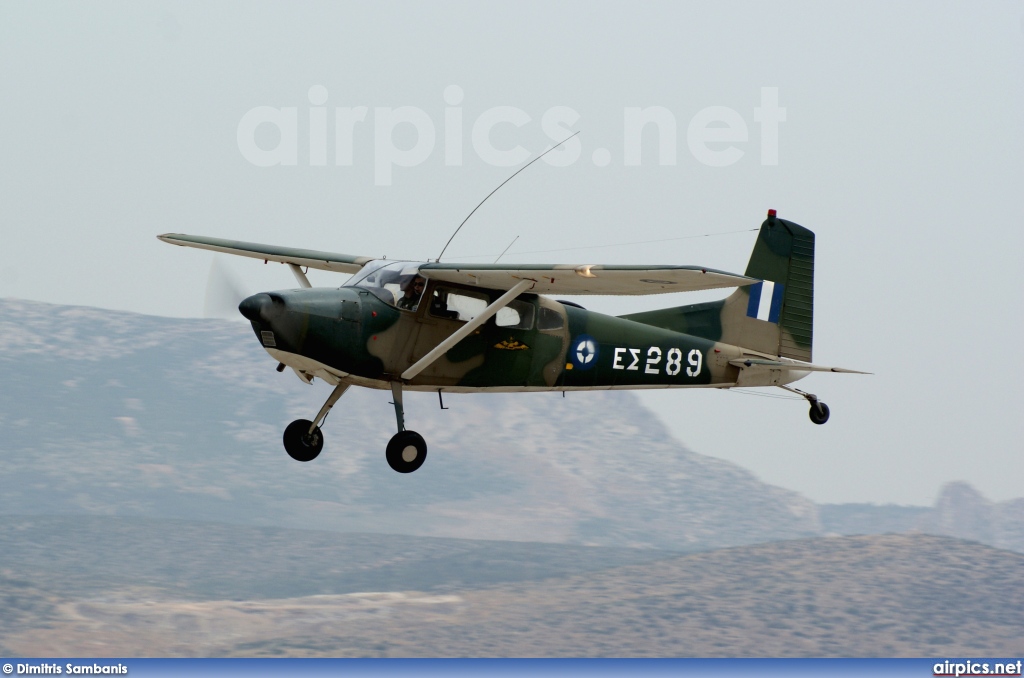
404, 275, 426, 297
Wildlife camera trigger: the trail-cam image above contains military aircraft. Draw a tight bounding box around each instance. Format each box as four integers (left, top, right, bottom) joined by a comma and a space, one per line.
158, 209, 865, 473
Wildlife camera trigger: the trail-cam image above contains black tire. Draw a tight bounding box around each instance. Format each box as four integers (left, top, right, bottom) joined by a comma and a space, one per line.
809, 402, 830, 425
283, 419, 324, 462
386, 430, 427, 473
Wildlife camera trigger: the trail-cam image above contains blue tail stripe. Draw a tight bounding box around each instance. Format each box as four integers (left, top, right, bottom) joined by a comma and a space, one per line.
746, 282, 763, 319
768, 282, 785, 323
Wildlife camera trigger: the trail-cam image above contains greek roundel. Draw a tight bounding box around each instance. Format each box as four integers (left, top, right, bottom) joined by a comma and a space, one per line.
746, 281, 784, 324
571, 335, 599, 370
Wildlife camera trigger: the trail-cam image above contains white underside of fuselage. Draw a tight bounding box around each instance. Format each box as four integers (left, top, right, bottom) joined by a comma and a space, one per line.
263, 347, 806, 393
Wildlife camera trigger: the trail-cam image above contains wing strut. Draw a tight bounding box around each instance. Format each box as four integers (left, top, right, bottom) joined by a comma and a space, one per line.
401, 280, 533, 381
288, 263, 312, 288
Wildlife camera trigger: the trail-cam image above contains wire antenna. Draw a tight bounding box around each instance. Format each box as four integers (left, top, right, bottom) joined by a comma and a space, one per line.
494, 235, 519, 263
435, 131, 580, 263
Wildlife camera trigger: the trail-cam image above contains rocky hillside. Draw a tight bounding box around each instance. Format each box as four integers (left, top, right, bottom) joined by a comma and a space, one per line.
0, 298, 819, 551
822, 482, 1024, 552
4, 298, 1022, 553
1, 518, 1020, 657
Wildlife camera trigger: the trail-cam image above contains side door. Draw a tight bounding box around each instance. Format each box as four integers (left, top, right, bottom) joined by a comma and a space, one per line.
406, 284, 492, 386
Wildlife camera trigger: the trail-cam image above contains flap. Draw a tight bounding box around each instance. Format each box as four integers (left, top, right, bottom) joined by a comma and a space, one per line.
418, 263, 756, 296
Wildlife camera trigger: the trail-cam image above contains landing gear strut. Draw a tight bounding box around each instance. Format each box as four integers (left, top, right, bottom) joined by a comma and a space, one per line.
281, 380, 429, 472
779, 384, 830, 425
386, 381, 427, 473
283, 383, 349, 462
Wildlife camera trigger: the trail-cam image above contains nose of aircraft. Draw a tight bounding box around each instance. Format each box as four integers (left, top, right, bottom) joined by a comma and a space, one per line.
238, 293, 272, 322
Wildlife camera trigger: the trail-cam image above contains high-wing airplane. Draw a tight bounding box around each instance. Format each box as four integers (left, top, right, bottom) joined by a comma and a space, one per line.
159, 209, 866, 473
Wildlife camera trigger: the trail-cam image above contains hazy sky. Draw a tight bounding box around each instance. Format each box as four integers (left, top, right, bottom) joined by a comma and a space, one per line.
2, 2, 1022, 505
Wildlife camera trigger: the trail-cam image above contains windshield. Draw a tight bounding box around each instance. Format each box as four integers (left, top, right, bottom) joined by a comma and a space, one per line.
347, 260, 426, 309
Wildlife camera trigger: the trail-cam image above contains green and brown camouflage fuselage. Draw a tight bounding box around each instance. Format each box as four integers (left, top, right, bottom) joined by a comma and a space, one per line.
239, 214, 817, 394
164, 211, 858, 469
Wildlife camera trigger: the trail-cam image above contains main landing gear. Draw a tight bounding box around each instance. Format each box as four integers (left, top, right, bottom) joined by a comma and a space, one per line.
385, 382, 427, 473
281, 381, 428, 472
779, 384, 831, 425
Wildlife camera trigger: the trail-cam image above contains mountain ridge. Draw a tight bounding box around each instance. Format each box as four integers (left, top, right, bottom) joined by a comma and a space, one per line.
2, 297, 1021, 553
0, 297, 818, 551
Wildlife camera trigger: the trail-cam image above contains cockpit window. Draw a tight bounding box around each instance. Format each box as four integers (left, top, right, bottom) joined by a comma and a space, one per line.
396, 275, 426, 312
347, 260, 425, 309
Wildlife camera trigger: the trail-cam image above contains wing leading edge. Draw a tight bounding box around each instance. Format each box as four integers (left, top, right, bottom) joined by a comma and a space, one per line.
157, 234, 374, 274
157, 234, 756, 295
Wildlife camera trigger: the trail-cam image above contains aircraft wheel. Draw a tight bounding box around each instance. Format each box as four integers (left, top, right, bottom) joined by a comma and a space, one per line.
283, 419, 324, 462
809, 402, 830, 425
386, 430, 427, 473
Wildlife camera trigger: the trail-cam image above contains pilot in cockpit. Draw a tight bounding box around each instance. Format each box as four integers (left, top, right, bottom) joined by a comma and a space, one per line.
396, 275, 426, 311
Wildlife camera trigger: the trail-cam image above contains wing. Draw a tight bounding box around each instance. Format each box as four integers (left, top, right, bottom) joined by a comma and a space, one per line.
729, 358, 871, 374
157, 234, 374, 274
418, 263, 757, 296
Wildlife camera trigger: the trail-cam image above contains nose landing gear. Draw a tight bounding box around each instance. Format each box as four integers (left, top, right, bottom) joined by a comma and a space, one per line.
282, 383, 349, 462
283, 419, 324, 461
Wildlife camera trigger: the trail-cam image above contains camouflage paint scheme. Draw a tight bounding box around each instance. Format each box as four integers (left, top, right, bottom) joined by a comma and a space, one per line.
238, 213, 815, 394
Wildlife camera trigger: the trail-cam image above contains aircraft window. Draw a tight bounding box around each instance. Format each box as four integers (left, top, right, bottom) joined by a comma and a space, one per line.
395, 275, 426, 312
537, 306, 564, 331
430, 287, 488, 322
349, 261, 423, 308
495, 299, 534, 330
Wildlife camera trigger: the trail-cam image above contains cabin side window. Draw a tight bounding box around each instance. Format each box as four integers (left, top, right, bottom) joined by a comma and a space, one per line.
429, 287, 489, 322
495, 299, 535, 330
429, 288, 535, 329
537, 306, 564, 331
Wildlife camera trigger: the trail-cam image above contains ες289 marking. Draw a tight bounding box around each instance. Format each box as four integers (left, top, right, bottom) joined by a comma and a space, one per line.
612, 347, 702, 377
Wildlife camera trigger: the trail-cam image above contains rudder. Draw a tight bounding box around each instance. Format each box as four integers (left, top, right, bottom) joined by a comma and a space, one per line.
740, 211, 814, 360
621, 210, 814, 361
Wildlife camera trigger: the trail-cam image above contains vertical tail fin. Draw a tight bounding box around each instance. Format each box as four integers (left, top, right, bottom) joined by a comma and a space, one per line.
739, 211, 814, 360
621, 210, 815, 360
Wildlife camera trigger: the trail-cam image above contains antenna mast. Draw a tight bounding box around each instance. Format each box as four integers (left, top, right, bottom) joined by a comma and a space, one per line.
435, 131, 579, 262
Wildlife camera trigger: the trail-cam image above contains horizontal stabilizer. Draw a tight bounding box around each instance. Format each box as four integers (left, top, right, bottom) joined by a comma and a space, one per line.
729, 358, 871, 374
157, 234, 373, 274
